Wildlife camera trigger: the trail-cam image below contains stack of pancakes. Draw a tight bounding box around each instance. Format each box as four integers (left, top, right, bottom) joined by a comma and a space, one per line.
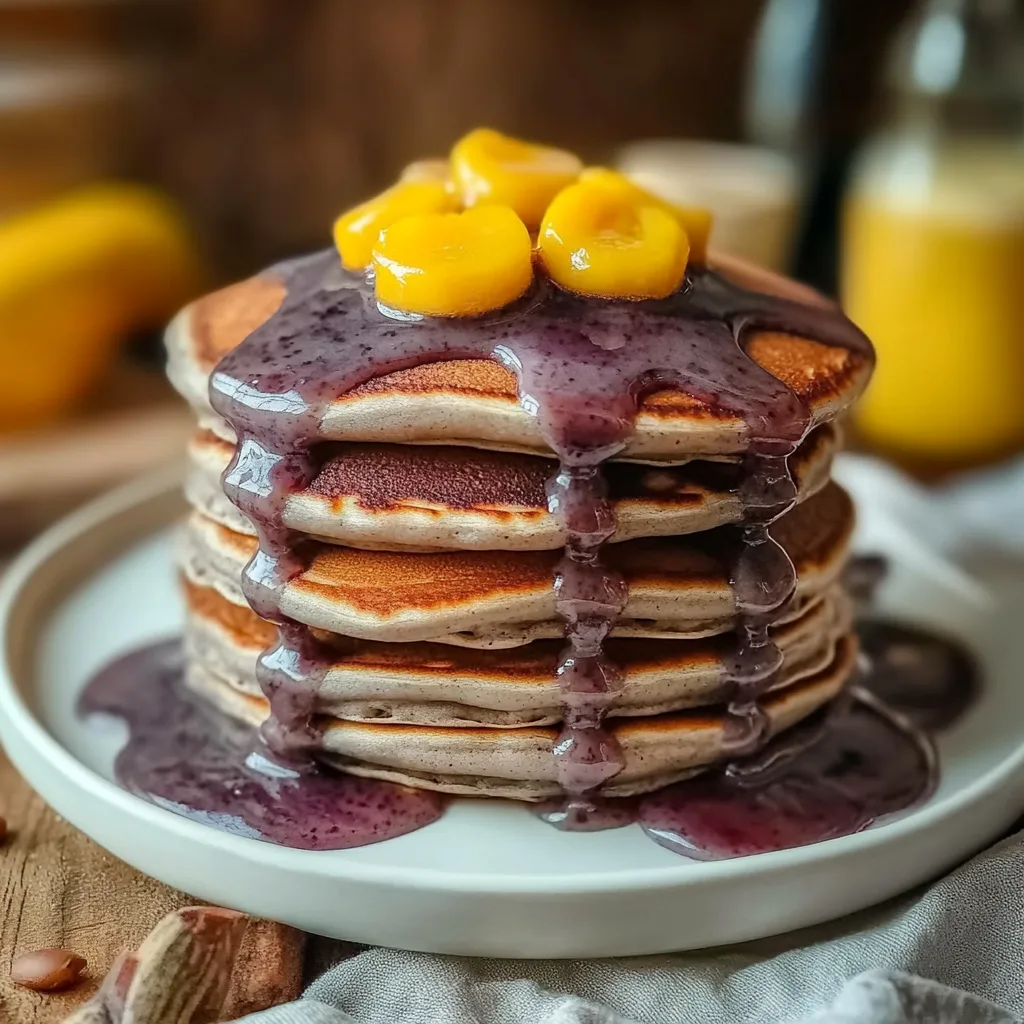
166, 257, 870, 801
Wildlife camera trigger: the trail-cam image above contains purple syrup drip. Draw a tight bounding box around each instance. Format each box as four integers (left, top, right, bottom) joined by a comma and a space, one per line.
256, 622, 333, 762
77, 639, 445, 850
721, 521, 798, 756
208, 249, 872, 794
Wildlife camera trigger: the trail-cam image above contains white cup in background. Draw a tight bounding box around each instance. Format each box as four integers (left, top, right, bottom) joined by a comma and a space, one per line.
615, 140, 802, 272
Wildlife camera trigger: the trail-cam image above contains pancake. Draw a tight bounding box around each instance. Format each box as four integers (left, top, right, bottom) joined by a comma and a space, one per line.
165, 252, 872, 461
180, 481, 854, 646
184, 633, 855, 800
185, 423, 838, 551
183, 575, 852, 726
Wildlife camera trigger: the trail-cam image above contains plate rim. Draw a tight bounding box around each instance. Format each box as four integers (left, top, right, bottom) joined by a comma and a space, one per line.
2, 471, 1024, 898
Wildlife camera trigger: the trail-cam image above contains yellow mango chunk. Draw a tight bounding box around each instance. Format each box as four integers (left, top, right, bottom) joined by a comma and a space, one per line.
333, 181, 456, 271
400, 158, 454, 187
579, 167, 712, 263
373, 205, 533, 317
451, 128, 582, 229
538, 181, 689, 300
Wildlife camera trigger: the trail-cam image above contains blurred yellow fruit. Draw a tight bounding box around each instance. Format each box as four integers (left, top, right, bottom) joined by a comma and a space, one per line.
579, 167, 713, 262
0, 183, 200, 433
372, 206, 533, 317
539, 181, 690, 300
399, 159, 455, 189
451, 128, 581, 229
333, 181, 456, 271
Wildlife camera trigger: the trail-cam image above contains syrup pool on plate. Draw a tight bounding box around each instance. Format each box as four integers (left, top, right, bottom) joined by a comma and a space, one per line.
76, 613, 975, 857
77, 639, 445, 851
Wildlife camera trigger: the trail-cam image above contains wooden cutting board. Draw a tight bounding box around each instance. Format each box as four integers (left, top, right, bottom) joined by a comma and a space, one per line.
0, 747, 307, 1022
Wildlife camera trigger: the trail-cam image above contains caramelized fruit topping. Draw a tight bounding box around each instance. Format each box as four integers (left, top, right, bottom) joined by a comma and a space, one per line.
372, 205, 533, 316
451, 127, 582, 229
333, 181, 455, 271
538, 180, 690, 300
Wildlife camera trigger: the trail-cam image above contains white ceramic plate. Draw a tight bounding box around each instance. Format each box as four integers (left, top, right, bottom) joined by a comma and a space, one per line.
1, 469, 1023, 958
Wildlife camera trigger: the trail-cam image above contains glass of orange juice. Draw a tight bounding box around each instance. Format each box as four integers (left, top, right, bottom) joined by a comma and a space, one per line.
842, 0, 1024, 467
844, 137, 1024, 463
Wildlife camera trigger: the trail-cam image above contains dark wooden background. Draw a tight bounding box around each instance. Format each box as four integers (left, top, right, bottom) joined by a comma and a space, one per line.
3, 0, 913, 278
127, 0, 912, 279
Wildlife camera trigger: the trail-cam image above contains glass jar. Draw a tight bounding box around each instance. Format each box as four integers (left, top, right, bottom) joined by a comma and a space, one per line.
843, 0, 1024, 466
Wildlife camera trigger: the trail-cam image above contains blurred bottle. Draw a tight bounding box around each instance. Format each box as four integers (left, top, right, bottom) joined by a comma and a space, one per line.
843, 0, 1024, 467
742, 0, 830, 280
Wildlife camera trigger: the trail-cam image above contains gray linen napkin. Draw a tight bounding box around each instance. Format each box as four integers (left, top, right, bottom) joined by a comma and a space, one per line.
233, 827, 1024, 1024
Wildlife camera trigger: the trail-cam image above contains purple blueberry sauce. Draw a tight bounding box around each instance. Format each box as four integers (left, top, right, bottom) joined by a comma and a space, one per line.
77, 639, 444, 850
76, 250, 977, 857
206, 253, 871, 819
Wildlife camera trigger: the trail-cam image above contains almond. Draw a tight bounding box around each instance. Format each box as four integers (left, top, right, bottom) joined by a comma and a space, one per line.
10, 949, 87, 992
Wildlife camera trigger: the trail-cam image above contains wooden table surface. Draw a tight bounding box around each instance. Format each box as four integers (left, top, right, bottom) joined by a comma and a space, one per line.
1, 746, 177, 1020
0, 736, 313, 1021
